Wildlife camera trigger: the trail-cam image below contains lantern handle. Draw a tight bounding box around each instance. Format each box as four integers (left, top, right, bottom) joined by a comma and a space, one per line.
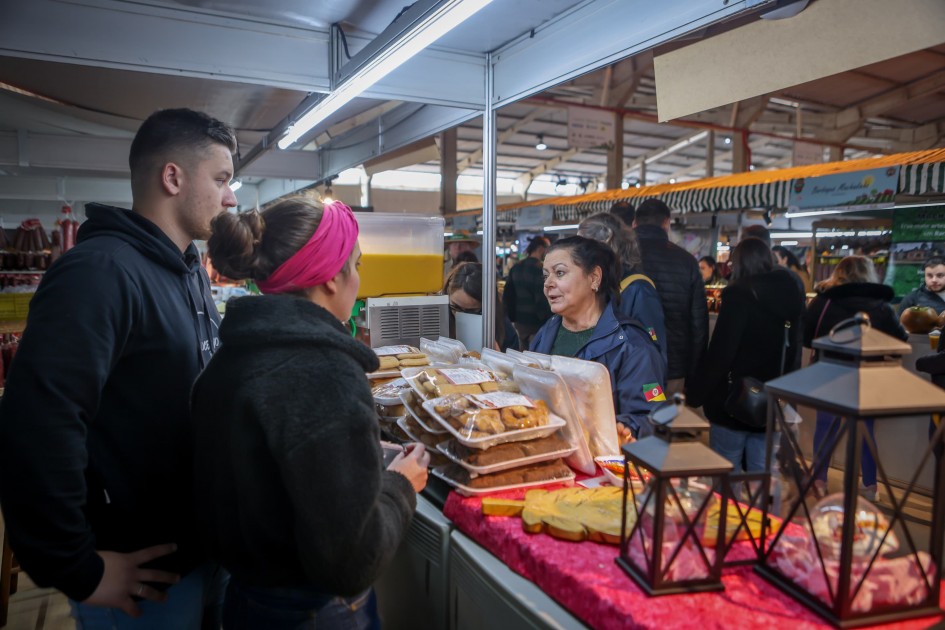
828, 312, 871, 344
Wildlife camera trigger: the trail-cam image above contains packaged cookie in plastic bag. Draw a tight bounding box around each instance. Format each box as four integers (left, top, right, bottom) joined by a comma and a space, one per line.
419, 337, 467, 365
548, 354, 619, 458
402, 366, 499, 400
512, 363, 596, 475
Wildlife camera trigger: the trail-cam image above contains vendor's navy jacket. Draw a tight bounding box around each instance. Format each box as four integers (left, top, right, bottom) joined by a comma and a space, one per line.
898, 284, 945, 313
0, 203, 220, 601
530, 300, 667, 436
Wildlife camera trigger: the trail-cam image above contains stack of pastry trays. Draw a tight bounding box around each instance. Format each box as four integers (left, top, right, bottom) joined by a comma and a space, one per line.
401, 367, 576, 496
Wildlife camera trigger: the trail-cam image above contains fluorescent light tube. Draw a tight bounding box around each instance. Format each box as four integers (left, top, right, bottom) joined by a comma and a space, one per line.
544, 224, 580, 232
229, 180, 242, 192
278, 0, 493, 150
769, 232, 813, 238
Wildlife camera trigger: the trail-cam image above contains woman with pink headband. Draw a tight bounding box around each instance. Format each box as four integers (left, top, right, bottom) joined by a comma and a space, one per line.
190, 197, 429, 629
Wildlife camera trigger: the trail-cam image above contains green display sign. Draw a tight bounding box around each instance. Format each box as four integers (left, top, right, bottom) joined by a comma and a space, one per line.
885, 205, 945, 297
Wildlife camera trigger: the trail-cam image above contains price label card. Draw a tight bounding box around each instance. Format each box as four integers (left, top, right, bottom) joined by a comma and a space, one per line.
374, 345, 417, 356
468, 392, 535, 409
439, 368, 494, 385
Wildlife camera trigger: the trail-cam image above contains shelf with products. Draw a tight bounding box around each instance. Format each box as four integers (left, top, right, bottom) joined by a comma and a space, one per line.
811, 217, 893, 284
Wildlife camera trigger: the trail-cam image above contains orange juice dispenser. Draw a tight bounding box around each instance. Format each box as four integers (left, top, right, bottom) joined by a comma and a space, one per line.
356, 213, 450, 348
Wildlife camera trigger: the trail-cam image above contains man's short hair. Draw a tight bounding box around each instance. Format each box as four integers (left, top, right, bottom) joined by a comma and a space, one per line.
525, 236, 550, 255
609, 201, 635, 226
129, 108, 237, 186
634, 199, 671, 226
924, 257, 945, 270
741, 224, 772, 248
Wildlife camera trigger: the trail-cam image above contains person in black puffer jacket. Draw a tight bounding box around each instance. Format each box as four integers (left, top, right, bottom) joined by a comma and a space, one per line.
687, 238, 804, 472
633, 199, 708, 395
803, 255, 907, 501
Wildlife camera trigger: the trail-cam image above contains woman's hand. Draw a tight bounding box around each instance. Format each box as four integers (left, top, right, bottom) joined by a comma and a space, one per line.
83, 544, 180, 617
387, 442, 430, 493
617, 423, 635, 445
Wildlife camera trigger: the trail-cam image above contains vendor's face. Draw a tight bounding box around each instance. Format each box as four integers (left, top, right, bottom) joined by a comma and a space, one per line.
925, 264, 945, 292
699, 260, 714, 282
542, 248, 600, 318
449, 288, 481, 314
448, 241, 475, 260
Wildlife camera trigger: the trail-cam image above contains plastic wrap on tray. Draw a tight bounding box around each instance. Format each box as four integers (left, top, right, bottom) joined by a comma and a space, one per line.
512, 364, 596, 475
399, 389, 448, 434
432, 459, 575, 496
504, 348, 546, 368
419, 337, 467, 364
548, 355, 619, 458
372, 377, 411, 405
372, 346, 430, 372
402, 366, 502, 400
437, 435, 575, 476
521, 350, 553, 369
421, 393, 567, 449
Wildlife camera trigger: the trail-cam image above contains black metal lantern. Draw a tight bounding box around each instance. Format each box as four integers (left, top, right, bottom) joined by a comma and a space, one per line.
617, 395, 734, 595
759, 315, 945, 627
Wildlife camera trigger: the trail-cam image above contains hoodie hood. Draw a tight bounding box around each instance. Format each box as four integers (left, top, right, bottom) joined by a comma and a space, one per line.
737, 268, 805, 320
80, 203, 195, 274
219, 294, 379, 372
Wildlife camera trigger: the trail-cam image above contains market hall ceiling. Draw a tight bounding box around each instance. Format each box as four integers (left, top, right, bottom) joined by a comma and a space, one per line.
0, 0, 943, 208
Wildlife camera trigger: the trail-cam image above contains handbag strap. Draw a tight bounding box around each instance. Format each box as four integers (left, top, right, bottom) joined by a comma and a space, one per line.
809, 298, 831, 362
779, 320, 791, 376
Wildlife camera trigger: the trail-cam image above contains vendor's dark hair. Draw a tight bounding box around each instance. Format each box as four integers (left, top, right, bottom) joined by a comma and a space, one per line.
129, 108, 237, 190
208, 197, 327, 283
546, 236, 621, 305
634, 199, 671, 226
443, 262, 505, 347
771, 245, 802, 270
525, 236, 550, 255
730, 237, 774, 283
578, 212, 642, 272
924, 257, 945, 270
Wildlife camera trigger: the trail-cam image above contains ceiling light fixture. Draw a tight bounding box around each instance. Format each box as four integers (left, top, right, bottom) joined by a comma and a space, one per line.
544, 224, 580, 232
278, 0, 494, 150
229, 180, 243, 192
535, 135, 547, 151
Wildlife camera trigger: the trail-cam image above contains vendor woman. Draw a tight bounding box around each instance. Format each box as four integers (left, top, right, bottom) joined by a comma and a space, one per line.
191, 198, 430, 629
530, 236, 667, 440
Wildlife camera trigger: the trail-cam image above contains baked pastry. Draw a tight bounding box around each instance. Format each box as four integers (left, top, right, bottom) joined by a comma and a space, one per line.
440, 459, 572, 489
377, 355, 400, 370
443, 434, 570, 467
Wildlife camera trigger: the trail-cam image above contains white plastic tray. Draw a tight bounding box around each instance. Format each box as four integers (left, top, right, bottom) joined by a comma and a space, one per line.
436, 441, 576, 476
401, 366, 498, 401
431, 464, 575, 497
373, 377, 410, 406
399, 390, 448, 434
396, 417, 449, 447
367, 369, 402, 380
421, 396, 567, 450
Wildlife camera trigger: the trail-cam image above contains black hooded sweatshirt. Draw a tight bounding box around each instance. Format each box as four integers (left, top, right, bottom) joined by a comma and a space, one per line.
803, 283, 907, 357
190, 294, 416, 596
0, 203, 220, 601
686, 269, 805, 432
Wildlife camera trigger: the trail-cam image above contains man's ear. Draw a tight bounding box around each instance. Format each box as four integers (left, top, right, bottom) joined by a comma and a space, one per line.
161, 162, 184, 196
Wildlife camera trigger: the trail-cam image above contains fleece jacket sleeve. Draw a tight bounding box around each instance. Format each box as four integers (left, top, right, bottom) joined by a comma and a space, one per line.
260, 353, 416, 597
0, 251, 137, 601
612, 334, 667, 437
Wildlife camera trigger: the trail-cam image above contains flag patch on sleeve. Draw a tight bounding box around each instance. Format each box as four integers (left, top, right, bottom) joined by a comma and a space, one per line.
647, 327, 658, 342
643, 383, 666, 402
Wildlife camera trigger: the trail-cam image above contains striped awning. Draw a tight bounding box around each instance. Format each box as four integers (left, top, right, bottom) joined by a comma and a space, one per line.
661, 179, 793, 213
901, 157, 945, 196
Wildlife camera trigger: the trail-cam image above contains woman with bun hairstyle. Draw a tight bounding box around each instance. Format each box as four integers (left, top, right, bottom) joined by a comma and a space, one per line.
530, 236, 666, 441
191, 197, 430, 629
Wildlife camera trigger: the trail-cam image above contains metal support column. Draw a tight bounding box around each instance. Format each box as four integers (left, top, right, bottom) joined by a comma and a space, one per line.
606, 113, 624, 190
481, 53, 497, 350
732, 131, 749, 173
440, 127, 458, 215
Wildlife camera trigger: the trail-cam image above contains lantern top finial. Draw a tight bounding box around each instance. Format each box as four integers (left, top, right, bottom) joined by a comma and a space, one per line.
812, 313, 912, 360
648, 393, 710, 440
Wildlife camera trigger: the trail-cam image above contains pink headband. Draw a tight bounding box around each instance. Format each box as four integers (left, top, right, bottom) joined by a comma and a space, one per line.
257, 201, 359, 294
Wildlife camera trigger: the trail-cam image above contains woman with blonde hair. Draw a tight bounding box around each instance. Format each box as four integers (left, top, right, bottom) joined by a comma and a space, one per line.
803, 255, 907, 501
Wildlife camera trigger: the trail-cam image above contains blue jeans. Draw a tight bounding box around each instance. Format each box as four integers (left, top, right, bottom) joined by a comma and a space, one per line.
710, 425, 767, 473
221, 580, 379, 630
813, 412, 876, 487
71, 563, 225, 630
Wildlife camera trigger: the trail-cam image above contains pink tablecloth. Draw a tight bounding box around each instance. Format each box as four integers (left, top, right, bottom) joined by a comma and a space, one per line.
442, 487, 944, 630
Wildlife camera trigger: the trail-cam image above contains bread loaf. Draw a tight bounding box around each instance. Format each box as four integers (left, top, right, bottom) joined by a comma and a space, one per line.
441, 459, 572, 489
443, 434, 570, 467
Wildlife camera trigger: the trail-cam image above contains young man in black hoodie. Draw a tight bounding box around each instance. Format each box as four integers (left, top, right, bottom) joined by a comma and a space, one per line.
0, 109, 237, 627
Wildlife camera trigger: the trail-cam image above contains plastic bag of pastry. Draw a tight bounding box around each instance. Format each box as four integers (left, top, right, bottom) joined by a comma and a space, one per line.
431, 459, 575, 496
420, 337, 466, 365
477, 348, 522, 393
548, 355, 619, 458
437, 433, 575, 476
421, 392, 566, 449
505, 348, 547, 369
401, 366, 500, 400
512, 364, 595, 475
522, 350, 554, 370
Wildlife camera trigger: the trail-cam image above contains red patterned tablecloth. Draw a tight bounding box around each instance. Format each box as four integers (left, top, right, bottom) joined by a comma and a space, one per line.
442, 486, 944, 630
